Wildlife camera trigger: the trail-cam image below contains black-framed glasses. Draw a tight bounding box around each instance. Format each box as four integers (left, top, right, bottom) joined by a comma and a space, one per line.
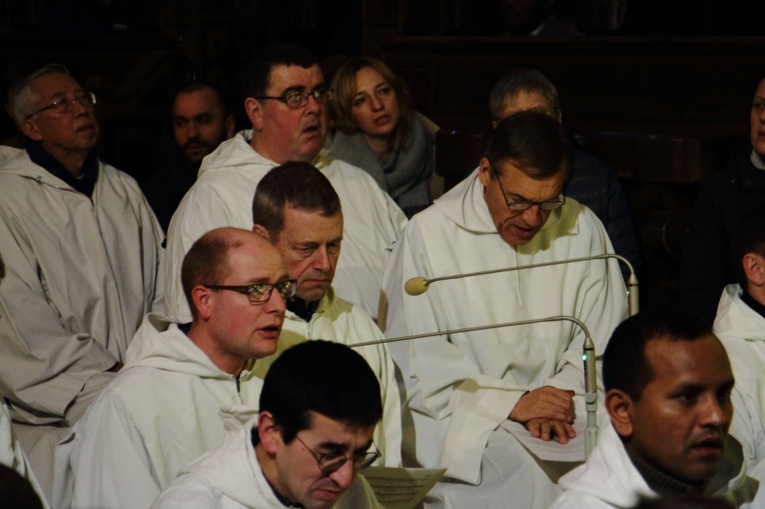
26, 91, 96, 119
295, 435, 380, 475
491, 166, 565, 212
204, 279, 297, 304
255, 88, 334, 109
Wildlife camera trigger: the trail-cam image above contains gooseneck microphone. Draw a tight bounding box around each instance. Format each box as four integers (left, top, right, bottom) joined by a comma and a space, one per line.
351, 316, 599, 458
404, 253, 639, 317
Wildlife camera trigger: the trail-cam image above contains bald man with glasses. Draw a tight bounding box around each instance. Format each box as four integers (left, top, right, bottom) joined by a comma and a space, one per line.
64, 228, 292, 509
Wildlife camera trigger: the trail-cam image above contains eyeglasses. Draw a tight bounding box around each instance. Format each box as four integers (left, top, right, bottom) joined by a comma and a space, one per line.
295, 435, 380, 475
492, 166, 565, 212
204, 279, 297, 304
26, 91, 96, 119
255, 88, 334, 109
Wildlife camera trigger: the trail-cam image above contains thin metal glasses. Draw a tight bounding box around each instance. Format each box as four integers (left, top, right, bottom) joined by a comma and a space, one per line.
204, 280, 297, 304
491, 166, 565, 212
255, 88, 334, 109
26, 91, 96, 119
294, 435, 380, 474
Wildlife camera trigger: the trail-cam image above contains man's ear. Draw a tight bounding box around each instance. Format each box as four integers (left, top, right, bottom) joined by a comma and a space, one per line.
258, 411, 281, 455
191, 285, 213, 320
245, 97, 264, 131
21, 119, 42, 141
743, 253, 765, 288
477, 157, 493, 188
252, 224, 273, 241
606, 389, 635, 439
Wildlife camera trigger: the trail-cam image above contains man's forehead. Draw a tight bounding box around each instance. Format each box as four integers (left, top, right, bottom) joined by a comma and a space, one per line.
303, 411, 374, 446
501, 90, 553, 117
267, 64, 324, 92
32, 72, 81, 98
174, 89, 219, 115
644, 335, 732, 385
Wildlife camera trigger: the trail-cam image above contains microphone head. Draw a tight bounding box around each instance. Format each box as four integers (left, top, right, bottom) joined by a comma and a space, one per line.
404, 277, 429, 296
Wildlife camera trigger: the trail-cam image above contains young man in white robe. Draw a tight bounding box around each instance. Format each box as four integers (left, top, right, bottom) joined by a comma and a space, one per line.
64, 228, 293, 509
550, 308, 765, 509
382, 110, 628, 509
164, 45, 406, 324
249, 161, 401, 467
713, 206, 765, 474
152, 340, 382, 509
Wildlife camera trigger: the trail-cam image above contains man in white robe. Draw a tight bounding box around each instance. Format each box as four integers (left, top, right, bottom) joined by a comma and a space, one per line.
65, 228, 293, 509
551, 308, 765, 509
249, 162, 401, 467
382, 111, 628, 509
164, 45, 406, 324
152, 341, 383, 509
713, 207, 765, 474
0, 64, 164, 501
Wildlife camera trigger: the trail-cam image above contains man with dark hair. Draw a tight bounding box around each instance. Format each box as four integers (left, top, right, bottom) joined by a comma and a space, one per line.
550, 308, 764, 508
382, 110, 627, 509
152, 340, 382, 509
489, 68, 641, 280
250, 162, 401, 467
0, 63, 164, 501
164, 45, 406, 324
713, 204, 765, 471
143, 83, 236, 231
66, 228, 293, 509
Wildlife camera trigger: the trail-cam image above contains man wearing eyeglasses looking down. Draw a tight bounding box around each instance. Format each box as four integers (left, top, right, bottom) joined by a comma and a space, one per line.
64, 228, 292, 509
164, 45, 406, 326
152, 340, 383, 509
381, 110, 628, 509
0, 63, 164, 503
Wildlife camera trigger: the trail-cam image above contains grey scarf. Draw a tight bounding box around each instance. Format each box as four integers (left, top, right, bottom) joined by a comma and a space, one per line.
329, 113, 433, 218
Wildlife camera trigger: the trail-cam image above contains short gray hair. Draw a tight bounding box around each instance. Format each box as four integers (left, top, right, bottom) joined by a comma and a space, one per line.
489, 68, 560, 122
9, 63, 70, 129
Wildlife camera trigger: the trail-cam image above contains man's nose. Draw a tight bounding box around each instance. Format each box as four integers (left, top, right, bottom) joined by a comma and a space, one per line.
699, 394, 728, 429
264, 285, 287, 313
186, 122, 200, 138
312, 246, 331, 272
520, 205, 545, 227
327, 458, 355, 490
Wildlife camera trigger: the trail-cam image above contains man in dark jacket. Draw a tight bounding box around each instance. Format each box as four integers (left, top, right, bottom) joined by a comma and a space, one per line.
489, 68, 642, 282
676, 77, 765, 322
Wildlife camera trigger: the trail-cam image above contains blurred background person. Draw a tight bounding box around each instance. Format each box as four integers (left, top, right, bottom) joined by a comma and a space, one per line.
142, 83, 236, 232
329, 57, 436, 218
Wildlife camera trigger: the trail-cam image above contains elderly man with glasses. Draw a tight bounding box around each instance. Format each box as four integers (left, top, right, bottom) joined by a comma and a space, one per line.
152, 340, 383, 509
64, 227, 292, 509
164, 45, 407, 326
0, 63, 164, 503
382, 110, 628, 509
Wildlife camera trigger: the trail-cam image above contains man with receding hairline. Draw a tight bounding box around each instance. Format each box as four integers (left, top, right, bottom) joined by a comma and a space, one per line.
65, 227, 293, 509
551, 308, 765, 509
250, 161, 402, 468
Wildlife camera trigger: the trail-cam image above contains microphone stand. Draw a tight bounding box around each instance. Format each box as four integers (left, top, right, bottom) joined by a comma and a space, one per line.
351, 316, 599, 458
405, 253, 639, 317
